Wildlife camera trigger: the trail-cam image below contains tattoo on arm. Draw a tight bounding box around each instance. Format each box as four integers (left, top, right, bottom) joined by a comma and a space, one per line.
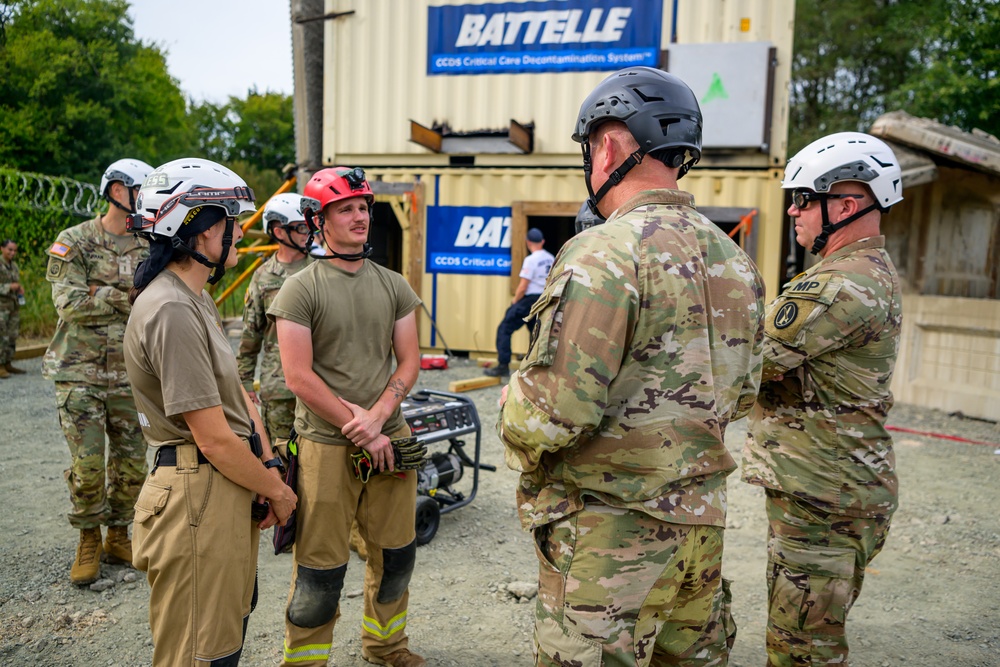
388, 378, 408, 401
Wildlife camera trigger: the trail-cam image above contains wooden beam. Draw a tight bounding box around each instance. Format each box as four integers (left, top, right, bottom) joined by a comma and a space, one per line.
448, 376, 501, 392
409, 120, 442, 153
508, 119, 533, 154
371, 181, 415, 196
390, 199, 409, 230
14, 343, 47, 360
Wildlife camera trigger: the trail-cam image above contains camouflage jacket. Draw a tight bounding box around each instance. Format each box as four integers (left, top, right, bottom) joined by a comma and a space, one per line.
0, 258, 19, 306
742, 236, 901, 519
237, 254, 311, 401
42, 216, 148, 385
498, 189, 765, 531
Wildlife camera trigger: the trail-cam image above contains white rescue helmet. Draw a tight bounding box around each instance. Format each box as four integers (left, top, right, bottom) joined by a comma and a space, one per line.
262, 193, 320, 236
782, 132, 903, 211
100, 158, 154, 197
130, 158, 256, 240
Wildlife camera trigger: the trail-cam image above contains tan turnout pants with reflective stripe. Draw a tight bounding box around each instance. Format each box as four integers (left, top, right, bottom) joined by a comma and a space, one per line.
282, 429, 417, 666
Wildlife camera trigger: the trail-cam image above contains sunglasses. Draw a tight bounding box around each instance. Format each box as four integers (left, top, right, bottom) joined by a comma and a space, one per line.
792, 189, 865, 210
281, 223, 311, 235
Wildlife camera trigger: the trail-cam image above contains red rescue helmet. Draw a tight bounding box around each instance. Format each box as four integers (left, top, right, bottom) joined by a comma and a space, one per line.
303, 167, 374, 211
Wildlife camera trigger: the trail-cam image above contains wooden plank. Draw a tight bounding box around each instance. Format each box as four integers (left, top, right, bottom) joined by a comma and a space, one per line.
508, 118, 533, 154
449, 376, 501, 392
14, 343, 47, 360
409, 120, 442, 153
370, 181, 415, 196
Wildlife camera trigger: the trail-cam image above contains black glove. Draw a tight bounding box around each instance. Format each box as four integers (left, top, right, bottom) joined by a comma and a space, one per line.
390, 437, 427, 470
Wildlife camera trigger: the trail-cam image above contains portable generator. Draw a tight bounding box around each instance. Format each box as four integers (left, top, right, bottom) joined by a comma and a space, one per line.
401, 388, 496, 545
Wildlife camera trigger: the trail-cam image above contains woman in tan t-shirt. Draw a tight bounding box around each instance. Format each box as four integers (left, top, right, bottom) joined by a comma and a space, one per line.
123, 158, 297, 667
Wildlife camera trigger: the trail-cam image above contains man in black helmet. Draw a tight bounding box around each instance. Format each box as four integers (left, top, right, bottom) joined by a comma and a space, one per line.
498, 67, 766, 666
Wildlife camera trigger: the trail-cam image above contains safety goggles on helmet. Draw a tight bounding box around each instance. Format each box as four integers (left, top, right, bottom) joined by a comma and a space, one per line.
791, 188, 865, 210
128, 185, 256, 238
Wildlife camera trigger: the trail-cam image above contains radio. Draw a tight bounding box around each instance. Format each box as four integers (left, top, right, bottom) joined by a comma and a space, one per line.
401, 389, 495, 545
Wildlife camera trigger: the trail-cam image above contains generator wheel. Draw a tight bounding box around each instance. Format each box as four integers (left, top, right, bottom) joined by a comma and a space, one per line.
415, 495, 441, 546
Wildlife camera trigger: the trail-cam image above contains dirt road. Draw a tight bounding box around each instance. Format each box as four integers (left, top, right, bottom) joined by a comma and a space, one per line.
1, 353, 998, 666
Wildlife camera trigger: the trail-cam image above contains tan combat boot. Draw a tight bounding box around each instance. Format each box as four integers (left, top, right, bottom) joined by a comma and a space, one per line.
4, 363, 25, 374
103, 525, 133, 565
0, 366, 9, 379
70, 527, 103, 585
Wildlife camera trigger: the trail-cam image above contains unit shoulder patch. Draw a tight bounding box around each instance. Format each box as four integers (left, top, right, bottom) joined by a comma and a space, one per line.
765, 296, 825, 346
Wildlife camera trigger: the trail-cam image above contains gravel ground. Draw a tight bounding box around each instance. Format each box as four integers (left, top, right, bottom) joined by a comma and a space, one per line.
1, 347, 999, 667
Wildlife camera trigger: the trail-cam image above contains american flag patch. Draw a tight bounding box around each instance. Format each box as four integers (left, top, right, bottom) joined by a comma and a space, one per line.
49, 242, 71, 257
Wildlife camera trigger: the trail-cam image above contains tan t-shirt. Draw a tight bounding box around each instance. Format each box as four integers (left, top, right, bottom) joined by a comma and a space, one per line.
268, 259, 421, 445
124, 270, 252, 448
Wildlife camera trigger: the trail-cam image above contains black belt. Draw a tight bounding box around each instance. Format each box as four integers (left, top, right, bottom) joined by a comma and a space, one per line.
155, 445, 210, 467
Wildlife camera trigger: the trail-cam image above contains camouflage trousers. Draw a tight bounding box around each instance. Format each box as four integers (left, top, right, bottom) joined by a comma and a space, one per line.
0, 302, 18, 365
533, 502, 736, 667
764, 490, 891, 667
262, 396, 296, 461
56, 382, 148, 529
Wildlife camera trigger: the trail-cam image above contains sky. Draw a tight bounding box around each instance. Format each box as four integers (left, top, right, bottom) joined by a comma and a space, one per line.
128, 0, 294, 102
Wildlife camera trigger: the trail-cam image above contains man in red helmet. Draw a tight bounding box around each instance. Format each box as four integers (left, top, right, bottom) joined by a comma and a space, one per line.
269, 167, 425, 667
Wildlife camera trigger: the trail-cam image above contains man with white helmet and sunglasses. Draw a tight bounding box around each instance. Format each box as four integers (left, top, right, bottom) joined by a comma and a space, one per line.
741, 132, 904, 666
42, 157, 153, 585
237, 193, 316, 451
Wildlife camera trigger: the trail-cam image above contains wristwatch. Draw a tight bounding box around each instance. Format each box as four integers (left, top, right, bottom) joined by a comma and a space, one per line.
263, 457, 286, 475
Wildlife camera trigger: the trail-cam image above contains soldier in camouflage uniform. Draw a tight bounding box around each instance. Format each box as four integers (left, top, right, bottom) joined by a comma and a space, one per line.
0, 239, 26, 377
498, 67, 765, 667
43, 158, 153, 585
237, 193, 314, 452
741, 132, 904, 667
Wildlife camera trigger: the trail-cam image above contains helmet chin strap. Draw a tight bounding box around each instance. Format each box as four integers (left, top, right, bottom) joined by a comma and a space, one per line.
582, 143, 644, 219
274, 231, 311, 256
310, 220, 372, 261
810, 201, 880, 255
315, 243, 372, 262
171, 216, 235, 284
107, 187, 137, 215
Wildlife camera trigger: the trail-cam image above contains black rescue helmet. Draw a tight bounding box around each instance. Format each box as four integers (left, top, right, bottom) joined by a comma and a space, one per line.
575, 201, 603, 235
572, 67, 703, 176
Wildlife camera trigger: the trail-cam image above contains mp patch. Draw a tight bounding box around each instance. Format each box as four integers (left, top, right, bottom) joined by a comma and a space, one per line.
785, 272, 833, 297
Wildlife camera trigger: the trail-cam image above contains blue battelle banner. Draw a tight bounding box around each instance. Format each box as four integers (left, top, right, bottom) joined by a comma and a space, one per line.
427, 0, 663, 76
426, 206, 514, 275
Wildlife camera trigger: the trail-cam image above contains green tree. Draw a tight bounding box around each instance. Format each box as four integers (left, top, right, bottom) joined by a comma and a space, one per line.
0, 0, 192, 183
888, 0, 1000, 138
789, 0, 948, 153
191, 89, 294, 176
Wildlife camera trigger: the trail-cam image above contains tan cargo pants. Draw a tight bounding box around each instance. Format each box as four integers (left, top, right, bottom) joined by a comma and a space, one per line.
133, 444, 259, 666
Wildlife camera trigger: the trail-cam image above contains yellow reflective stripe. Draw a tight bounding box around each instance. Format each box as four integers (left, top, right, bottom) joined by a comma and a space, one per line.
362, 611, 407, 639
283, 640, 332, 663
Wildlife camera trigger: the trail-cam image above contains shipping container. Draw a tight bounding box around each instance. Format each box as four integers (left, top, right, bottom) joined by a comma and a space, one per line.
291, 0, 796, 356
